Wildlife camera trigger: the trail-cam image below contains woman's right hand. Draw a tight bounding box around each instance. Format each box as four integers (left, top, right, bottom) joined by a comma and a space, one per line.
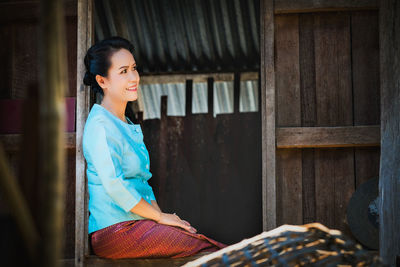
157, 213, 197, 234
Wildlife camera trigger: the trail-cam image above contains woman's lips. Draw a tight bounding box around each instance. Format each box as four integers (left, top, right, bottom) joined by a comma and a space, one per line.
127, 86, 137, 92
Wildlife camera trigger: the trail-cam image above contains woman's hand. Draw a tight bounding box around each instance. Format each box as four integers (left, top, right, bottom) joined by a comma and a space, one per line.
157, 213, 197, 234
130, 199, 196, 233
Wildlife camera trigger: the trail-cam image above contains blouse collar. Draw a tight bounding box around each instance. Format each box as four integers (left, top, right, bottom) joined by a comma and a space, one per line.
93, 104, 141, 132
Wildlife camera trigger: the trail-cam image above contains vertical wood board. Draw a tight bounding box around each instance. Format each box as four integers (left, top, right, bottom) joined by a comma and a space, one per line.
379, 0, 400, 265
75, 0, 93, 266
299, 13, 317, 224
275, 14, 303, 226
314, 12, 353, 127
260, 0, 276, 231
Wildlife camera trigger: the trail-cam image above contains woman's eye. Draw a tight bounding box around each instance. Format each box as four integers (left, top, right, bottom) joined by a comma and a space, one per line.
133, 65, 137, 70
121, 69, 127, 74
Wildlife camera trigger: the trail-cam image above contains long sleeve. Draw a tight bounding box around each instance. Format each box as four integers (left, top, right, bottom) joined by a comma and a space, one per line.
84, 121, 142, 212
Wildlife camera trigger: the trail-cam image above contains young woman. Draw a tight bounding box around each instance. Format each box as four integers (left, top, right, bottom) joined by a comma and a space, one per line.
82, 37, 226, 259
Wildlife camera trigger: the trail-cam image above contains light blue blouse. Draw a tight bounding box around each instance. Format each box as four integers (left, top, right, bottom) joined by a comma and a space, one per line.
83, 104, 156, 234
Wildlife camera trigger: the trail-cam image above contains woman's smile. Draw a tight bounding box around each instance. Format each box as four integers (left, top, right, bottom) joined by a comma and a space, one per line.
126, 85, 137, 92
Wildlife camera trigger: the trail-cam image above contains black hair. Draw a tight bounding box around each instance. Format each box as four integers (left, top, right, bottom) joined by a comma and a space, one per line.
83, 36, 135, 95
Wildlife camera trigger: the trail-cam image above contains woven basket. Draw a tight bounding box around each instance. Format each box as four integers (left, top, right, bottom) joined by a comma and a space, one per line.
183, 223, 382, 267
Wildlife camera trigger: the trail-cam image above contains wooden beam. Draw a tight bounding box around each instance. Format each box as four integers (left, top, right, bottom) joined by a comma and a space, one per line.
276, 126, 380, 148
240, 72, 259, 81
274, 0, 378, 14
379, 0, 400, 265
140, 72, 258, 85
0, 0, 77, 22
75, 0, 92, 266
261, 0, 276, 231
0, 133, 76, 152
83, 252, 210, 267
59, 253, 211, 267
140, 73, 233, 84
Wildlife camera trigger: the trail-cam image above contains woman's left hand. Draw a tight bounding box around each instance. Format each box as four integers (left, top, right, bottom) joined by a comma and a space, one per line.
173, 213, 196, 233
157, 212, 197, 233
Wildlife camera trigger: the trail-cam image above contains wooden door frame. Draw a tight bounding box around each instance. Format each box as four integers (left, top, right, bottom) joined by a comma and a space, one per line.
260, 0, 379, 232
75, 0, 93, 266
260, 0, 276, 231
378, 1, 400, 265
260, 0, 400, 265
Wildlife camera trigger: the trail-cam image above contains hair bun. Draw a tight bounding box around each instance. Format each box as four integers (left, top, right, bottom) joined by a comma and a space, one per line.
83, 71, 95, 86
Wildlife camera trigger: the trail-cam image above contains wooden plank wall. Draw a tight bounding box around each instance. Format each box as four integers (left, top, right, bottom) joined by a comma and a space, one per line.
139, 76, 262, 245
274, 10, 380, 236
0, 0, 77, 261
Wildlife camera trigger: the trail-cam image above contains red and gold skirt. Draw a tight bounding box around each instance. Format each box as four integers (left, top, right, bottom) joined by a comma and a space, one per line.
91, 220, 227, 259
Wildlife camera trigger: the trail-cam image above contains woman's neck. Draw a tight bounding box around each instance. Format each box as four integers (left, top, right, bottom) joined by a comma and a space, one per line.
100, 98, 127, 123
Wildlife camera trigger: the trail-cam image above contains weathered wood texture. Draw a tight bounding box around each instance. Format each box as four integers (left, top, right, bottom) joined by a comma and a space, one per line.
274, 0, 378, 14
379, 0, 400, 265
141, 77, 262, 246
275, 14, 303, 226
81, 252, 211, 267
352, 10, 381, 189
276, 126, 380, 148
0, 4, 77, 99
261, 0, 277, 231
274, 10, 380, 237
75, 0, 92, 266
298, 13, 317, 225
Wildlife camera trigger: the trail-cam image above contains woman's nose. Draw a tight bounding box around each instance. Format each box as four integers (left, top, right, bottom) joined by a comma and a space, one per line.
129, 70, 139, 82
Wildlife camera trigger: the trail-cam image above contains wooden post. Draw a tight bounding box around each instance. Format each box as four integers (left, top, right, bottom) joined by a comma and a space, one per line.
261, 0, 276, 231
38, 0, 68, 266
158, 95, 168, 203
75, 0, 93, 266
207, 78, 214, 117
379, 0, 400, 265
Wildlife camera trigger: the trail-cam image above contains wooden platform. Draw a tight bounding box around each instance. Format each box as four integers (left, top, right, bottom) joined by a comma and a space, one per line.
61, 252, 211, 267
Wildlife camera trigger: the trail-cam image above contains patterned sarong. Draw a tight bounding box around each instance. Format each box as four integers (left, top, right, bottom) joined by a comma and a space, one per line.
91, 219, 227, 259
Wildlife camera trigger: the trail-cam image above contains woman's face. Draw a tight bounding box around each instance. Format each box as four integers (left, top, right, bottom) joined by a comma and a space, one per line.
100, 48, 139, 103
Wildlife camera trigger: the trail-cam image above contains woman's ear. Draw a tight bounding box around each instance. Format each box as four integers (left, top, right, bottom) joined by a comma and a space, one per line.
95, 74, 108, 90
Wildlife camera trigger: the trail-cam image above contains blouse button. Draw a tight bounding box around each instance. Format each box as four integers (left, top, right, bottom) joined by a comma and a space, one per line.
146, 164, 149, 169
135, 128, 140, 133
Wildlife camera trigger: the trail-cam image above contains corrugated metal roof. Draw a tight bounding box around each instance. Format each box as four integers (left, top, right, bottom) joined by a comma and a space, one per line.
94, 0, 260, 74
93, 0, 260, 119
